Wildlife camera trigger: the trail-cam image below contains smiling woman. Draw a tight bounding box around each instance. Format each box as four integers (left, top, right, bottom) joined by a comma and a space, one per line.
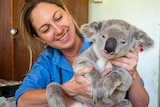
31, 2, 76, 48
15, 0, 91, 107
15, 0, 149, 107
20, 1, 81, 53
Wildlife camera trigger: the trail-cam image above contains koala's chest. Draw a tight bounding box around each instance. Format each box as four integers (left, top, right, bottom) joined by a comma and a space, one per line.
96, 59, 113, 73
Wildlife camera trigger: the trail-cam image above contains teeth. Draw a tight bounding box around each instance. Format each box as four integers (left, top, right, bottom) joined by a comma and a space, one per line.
58, 32, 68, 41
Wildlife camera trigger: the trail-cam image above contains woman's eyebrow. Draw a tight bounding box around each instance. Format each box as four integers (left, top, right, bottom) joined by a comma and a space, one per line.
52, 10, 58, 19
39, 11, 58, 30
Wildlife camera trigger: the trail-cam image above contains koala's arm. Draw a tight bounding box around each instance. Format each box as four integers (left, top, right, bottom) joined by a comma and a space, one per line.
73, 47, 104, 102
73, 46, 98, 73
127, 71, 149, 107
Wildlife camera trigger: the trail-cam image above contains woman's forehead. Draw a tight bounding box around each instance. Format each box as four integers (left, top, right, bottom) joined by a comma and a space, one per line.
32, 2, 60, 14
30, 2, 63, 29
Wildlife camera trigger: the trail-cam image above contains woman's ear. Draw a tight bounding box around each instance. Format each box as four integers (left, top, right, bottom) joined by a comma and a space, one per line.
33, 34, 45, 43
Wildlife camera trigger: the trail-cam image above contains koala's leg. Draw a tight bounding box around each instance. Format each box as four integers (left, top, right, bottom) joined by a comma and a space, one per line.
46, 83, 67, 107
46, 83, 84, 107
101, 69, 132, 99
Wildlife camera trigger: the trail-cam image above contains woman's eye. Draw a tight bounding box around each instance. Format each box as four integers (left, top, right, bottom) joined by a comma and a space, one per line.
55, 15, 62, 21
42, 27, 49, 33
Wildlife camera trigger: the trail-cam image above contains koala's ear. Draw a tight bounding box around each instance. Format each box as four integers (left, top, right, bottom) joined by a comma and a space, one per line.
80, 21, 102, 42
132, 29, 154, 52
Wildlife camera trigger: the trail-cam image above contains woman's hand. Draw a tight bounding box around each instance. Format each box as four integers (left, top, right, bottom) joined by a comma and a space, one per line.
62, 67, 93, 97
101, 68, 112, 77
110, 47, 149, 106
110, 47, 139, 78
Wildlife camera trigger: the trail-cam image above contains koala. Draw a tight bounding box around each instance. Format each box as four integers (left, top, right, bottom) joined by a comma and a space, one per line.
46, 19, 154, 107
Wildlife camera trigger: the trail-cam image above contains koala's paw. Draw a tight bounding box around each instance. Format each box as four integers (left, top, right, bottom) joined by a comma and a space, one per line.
91, 80, 104, 104
46, 83, 66, 107
101, 85, 113, 98
92, 86, 101, 103
102, 71, 125, 98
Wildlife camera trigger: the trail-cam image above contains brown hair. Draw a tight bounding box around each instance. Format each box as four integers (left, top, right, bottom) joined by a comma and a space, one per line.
20, 0, 80, 54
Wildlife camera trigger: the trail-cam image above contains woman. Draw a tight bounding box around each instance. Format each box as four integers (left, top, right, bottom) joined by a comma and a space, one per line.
15, 0, 149, 107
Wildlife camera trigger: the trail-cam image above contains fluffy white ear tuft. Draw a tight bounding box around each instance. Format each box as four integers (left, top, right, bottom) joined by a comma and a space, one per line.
80, 21, 102, 42
133, 29, 154, 53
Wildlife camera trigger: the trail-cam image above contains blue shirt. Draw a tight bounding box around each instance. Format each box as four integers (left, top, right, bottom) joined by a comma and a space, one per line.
15, 36, 91, 102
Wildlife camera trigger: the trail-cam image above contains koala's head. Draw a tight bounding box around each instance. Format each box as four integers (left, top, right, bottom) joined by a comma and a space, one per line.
80, 19, 154, 59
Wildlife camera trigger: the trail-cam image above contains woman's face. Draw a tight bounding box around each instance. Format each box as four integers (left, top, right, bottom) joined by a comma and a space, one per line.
31, 2, 77, 50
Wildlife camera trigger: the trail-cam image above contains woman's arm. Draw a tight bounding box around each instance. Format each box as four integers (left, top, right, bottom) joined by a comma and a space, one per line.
17, 67, 93, 107
17, 89, 48, 107
111, 47, 149, 107
128, 71, 149, 107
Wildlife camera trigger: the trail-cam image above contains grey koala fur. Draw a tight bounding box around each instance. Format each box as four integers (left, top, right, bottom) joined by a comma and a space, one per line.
46, 19, 154, 107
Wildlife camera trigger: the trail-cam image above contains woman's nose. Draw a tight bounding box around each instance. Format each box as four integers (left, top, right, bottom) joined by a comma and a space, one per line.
53, 24, 62, 34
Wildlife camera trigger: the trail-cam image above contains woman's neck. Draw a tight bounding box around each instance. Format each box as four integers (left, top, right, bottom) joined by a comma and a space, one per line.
61, 36, 83, 64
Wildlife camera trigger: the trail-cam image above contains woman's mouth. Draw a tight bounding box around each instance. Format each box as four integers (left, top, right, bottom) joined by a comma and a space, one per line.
57, 31, 69, 41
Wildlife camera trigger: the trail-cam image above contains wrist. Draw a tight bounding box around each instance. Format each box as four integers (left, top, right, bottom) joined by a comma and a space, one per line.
61, 79, 77, 97
132, 70, 138, 80
131, 71, 144, 86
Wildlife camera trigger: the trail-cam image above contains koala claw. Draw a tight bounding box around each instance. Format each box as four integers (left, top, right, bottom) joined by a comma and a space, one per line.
117, 99, 132, 107
91, 82, 104, 104
92, 87, 101, 103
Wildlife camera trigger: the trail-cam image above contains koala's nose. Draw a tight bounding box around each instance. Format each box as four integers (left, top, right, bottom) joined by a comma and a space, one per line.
105, 37, 117, 53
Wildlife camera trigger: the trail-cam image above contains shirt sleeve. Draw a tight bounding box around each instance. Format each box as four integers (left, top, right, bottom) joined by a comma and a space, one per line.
14, 53, 52, 104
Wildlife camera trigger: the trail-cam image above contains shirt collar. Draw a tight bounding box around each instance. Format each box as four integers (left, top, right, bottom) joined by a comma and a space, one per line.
45, 36, 91, 71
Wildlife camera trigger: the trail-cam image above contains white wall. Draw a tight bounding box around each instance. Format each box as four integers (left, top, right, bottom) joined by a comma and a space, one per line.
89, 0, 160, 107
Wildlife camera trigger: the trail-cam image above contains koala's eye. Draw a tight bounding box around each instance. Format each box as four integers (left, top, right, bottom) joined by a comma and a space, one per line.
102, 35, 105, 39
120, 38, 126, 44
121, 41, 126, 44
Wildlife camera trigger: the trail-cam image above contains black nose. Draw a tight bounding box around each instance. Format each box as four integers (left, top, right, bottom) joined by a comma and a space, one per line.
105, 37, 117, 53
